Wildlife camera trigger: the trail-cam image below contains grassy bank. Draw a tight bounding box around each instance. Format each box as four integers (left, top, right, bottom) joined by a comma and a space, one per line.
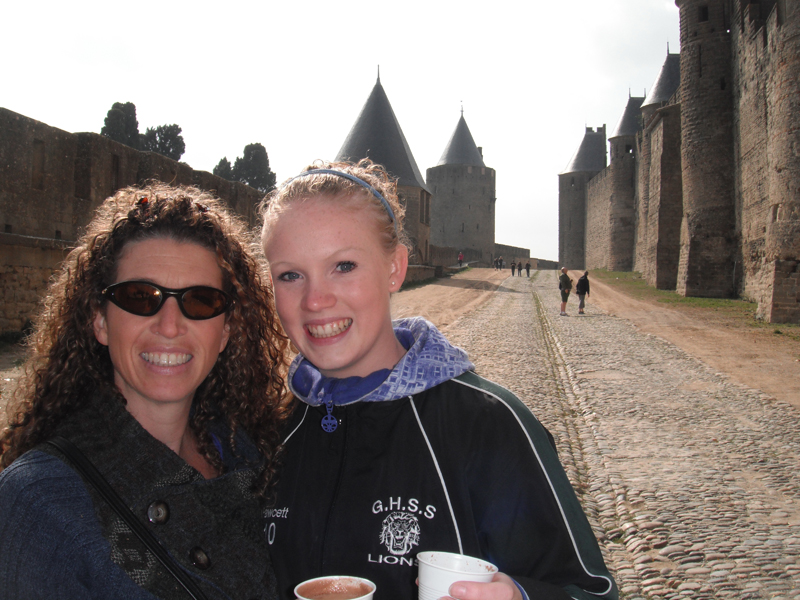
589, 269, 799, 343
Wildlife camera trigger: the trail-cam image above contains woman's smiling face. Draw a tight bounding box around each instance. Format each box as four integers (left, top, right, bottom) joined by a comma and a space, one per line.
263, 196, 408, 379
93, 237, 231, 413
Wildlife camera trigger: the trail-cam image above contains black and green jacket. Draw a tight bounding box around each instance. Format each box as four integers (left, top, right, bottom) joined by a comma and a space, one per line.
266, 318, 617, 600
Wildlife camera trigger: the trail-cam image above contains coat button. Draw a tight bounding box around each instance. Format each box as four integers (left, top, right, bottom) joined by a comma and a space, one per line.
190, 546, 211, 570
147, 501, 170, 524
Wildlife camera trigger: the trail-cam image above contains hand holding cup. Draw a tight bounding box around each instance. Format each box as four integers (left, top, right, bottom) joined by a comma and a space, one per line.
417, 551, 498, 600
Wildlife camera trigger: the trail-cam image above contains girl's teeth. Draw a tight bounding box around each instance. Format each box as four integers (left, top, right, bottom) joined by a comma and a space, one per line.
309, 319, 352, 338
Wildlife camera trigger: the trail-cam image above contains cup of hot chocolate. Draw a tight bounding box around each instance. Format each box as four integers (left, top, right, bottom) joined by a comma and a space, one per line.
294, 576, 376, 600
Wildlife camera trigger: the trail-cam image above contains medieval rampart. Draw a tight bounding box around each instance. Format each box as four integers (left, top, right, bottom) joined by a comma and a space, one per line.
585, 169, 611, 270
536, 259, 559, 270
429, 245, 482, 268
494, 243, 530, 267
565, 0, 799, 322
0, 108, 263, 332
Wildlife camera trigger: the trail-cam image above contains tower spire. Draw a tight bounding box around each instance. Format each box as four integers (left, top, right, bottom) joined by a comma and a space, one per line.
377, 64, 380, 83
460, 101, 463, 117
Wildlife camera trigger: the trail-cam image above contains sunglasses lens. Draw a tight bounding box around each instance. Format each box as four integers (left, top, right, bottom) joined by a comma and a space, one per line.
181, 287, 229, 319
112, 282, 162, 316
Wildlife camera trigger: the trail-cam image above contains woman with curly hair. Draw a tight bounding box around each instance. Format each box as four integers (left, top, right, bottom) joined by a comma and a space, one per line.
0, 183, 289, 599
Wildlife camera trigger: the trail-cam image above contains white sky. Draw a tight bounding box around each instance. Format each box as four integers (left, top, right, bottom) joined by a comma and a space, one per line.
2, 0, 680, 261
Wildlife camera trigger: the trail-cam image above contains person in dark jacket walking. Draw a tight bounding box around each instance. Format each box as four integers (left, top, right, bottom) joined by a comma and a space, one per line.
559, 267, 573, 316
525, 262, 531, 277
261, 160, 618, 600
576, 271, 590, 314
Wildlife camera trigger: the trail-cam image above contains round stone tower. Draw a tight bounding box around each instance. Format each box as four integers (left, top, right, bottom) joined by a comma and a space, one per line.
427, 113, 496, 266
558, 126, 607, 270
762, 0, 800, 321
336, 74, 432, 264
674, 0, 736, 297
607, 95, 644, 272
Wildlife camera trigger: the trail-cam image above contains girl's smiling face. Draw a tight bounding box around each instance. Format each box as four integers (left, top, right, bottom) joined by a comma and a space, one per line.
263, 196, 408, 379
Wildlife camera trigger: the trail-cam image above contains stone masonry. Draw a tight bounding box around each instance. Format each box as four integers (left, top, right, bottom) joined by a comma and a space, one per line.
0, 108, 263, 332
560, 0, 800, 323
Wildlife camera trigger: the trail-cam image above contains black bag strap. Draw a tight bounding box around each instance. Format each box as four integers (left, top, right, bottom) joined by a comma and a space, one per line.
45, 436, 209, 600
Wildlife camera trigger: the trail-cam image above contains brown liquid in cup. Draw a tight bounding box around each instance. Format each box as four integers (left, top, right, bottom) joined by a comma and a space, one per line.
297, 578, 373, 600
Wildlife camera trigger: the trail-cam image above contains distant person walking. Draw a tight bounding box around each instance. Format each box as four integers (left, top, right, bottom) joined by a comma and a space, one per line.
576, 271, 590, 314
510, 261, 516, 276
559, 267, 573, 316
525, 262, 531, 277
458, 251, 464, 267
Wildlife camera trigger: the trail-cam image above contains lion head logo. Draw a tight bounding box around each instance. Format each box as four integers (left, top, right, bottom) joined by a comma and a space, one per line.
379, 511, 421, 556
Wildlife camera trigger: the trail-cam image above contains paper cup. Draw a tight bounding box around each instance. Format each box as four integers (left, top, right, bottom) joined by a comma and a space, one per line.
294, 576, 376, 600
417, 551, 498, 600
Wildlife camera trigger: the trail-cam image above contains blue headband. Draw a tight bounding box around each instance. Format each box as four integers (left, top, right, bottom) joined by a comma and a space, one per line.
286, 169, 397, 233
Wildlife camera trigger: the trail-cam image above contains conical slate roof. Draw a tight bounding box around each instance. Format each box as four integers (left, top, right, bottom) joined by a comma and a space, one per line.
436, 114, 485, 167
336, 77, 429, 191
610, 96, 645, 139
642, 53, 681, 109
561, 127, 607, 174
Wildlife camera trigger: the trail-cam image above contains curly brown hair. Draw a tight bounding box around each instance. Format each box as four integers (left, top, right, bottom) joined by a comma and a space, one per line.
260, 158, 409, 256
0, 183, 290, 497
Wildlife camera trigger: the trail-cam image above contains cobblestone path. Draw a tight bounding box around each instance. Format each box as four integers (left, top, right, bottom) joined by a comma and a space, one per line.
443, 272, 800, 599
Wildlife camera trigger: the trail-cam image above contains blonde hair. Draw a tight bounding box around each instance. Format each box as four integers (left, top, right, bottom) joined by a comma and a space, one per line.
260, 159, 408, 256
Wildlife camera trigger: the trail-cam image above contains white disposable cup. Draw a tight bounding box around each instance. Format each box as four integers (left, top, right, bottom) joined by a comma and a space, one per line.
294, 575, 376, 600
417, 551, 498, 600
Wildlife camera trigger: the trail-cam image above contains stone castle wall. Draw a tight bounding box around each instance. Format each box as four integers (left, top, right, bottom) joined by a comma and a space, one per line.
427, 164, 496, 266
397, 184, 431, 266
558, 172, 590, 270
675, 0, 737, 298
429, 245, 483, 268
494, 243, 530, 267
639, 104, 683, 289
606, 140, 638, 272
0, 108, 264, 332
585, 168, 611, 270
570, 0, 799, 322
537, 259, 559, 270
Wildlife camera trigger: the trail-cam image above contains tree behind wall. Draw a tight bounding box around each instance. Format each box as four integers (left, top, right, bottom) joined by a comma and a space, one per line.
230, 143, 276, 193
101, 102, 140, 149
140, 124, 186, 161
213, 157, 234, 180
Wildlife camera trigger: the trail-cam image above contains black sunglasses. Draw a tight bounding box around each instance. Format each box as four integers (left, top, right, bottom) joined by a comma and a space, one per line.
101, 281, 232, 320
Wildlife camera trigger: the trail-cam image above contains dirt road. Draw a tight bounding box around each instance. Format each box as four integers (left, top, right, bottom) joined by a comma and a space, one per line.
391, 268, 509, 331
566, 270, 800, 408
